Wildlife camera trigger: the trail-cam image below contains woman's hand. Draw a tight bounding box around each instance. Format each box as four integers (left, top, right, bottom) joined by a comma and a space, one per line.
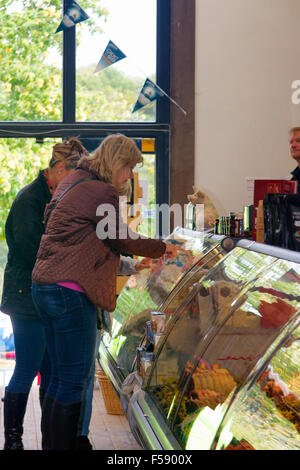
135, 258, 152, 271
164, 242, 179, 259
135, 243, 179, 272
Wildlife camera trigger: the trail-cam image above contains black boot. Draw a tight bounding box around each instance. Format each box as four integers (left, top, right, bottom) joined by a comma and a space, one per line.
39, 388, 46, 409
41, 393, 56, 450
51, 400, 82, 450
75, 435, 93, 450
3, 389, 29, 450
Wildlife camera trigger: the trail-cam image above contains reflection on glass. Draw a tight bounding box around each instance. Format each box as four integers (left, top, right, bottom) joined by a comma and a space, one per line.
0, 4, 62, 121
163, 246, 225, 314
214, 322, 300, 450
102, 231, 223, 375
147, 251, 300, 449
133, 152, 156, 239
76, 0, 157, 122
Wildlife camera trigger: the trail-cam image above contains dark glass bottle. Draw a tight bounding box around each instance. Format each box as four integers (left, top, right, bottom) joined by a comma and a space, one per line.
214, 218, 219, 234
229, 212, 236, 237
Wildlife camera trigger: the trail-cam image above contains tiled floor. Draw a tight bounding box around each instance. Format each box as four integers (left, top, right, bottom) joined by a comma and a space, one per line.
0, 382, 142, 451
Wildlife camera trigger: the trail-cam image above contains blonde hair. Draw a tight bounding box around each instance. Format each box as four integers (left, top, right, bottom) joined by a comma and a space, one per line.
79, 134, 143, 194
119, 179, 132, 200
49, 137, 88, 170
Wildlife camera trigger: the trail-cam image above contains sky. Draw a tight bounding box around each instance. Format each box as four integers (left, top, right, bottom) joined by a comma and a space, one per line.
77, 0, 157, 78
7, 0, 157, 79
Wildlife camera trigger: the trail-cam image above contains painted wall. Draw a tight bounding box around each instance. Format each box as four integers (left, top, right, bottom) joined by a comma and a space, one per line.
195, 0, 300, 215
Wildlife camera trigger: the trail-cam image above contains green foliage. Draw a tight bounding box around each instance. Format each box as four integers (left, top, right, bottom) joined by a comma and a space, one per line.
0, 0, 108, 121
0, 138, 54, 239
0, 3, 61, 121
77, 65, 155, 121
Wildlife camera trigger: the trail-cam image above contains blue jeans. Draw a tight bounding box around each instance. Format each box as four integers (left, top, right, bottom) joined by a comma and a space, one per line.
78, 329, 101, 436
6, 316, 51, 394
31, 283, 97, 404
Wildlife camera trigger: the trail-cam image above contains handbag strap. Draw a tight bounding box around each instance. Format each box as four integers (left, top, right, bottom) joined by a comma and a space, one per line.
44, 176, 97, 227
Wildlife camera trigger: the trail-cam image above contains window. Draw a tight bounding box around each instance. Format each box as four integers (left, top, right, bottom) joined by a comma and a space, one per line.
0, 0, 171, 235
76, 0, 158, 122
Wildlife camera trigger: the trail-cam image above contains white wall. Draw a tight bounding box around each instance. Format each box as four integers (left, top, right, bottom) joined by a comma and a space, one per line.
195, 0, 300, 215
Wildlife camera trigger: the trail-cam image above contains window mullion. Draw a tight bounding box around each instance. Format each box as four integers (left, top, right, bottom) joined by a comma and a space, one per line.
156, 0, 170, 124
62, 0, 76, 123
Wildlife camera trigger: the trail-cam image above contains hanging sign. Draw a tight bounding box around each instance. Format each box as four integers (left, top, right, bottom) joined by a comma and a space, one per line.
132, 78, 164, 113
56, 0, 89, 33
95, 40, 126, 73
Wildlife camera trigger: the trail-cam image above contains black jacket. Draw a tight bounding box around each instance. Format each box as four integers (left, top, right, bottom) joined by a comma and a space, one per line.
291, 166, 300, 193
1, 170, 51, 319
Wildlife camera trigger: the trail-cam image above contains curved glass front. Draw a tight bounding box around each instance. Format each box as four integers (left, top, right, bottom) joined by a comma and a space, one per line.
213, 319, 300, 450
146, 248, 300, 449
101, 230, 224, 376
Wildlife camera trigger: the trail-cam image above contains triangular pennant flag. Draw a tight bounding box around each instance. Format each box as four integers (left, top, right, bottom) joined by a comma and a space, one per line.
95, 40, 126, 73
132, 78, 165, 113
56, 0, 89, 33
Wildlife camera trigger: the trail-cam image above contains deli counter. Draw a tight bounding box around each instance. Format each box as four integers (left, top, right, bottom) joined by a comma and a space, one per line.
99, 228, 300, 451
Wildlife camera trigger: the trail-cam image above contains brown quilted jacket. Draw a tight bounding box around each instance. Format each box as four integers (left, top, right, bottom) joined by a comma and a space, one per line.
32, 161, 166, 311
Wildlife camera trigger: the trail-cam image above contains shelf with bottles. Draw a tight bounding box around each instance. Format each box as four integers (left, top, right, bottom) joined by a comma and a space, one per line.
213, 205, 253, 239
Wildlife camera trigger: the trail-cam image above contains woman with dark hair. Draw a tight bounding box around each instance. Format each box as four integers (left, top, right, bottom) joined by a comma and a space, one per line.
1, 138, 88, 450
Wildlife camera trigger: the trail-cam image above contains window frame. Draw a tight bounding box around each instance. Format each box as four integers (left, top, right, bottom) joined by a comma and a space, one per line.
0, 0, 171, 213
0, 0, 170, 134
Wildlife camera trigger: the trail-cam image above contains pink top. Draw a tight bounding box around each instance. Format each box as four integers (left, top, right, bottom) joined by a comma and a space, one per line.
57, 282, 85, 293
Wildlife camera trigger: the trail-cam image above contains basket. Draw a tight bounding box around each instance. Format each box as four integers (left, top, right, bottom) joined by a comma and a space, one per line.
95, 369, 124, 415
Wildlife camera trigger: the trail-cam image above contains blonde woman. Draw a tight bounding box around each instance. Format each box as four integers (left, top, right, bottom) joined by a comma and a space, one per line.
31, 134, 177, 450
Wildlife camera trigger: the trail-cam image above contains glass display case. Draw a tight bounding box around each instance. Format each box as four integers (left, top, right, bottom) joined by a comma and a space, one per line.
145, 248, 300, 450
213, 319, 300, 450
99, 231, 300, 450
100, 229, 227, 386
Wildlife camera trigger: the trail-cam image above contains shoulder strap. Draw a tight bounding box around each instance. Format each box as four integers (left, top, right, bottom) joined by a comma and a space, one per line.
44, 176, 97, 227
